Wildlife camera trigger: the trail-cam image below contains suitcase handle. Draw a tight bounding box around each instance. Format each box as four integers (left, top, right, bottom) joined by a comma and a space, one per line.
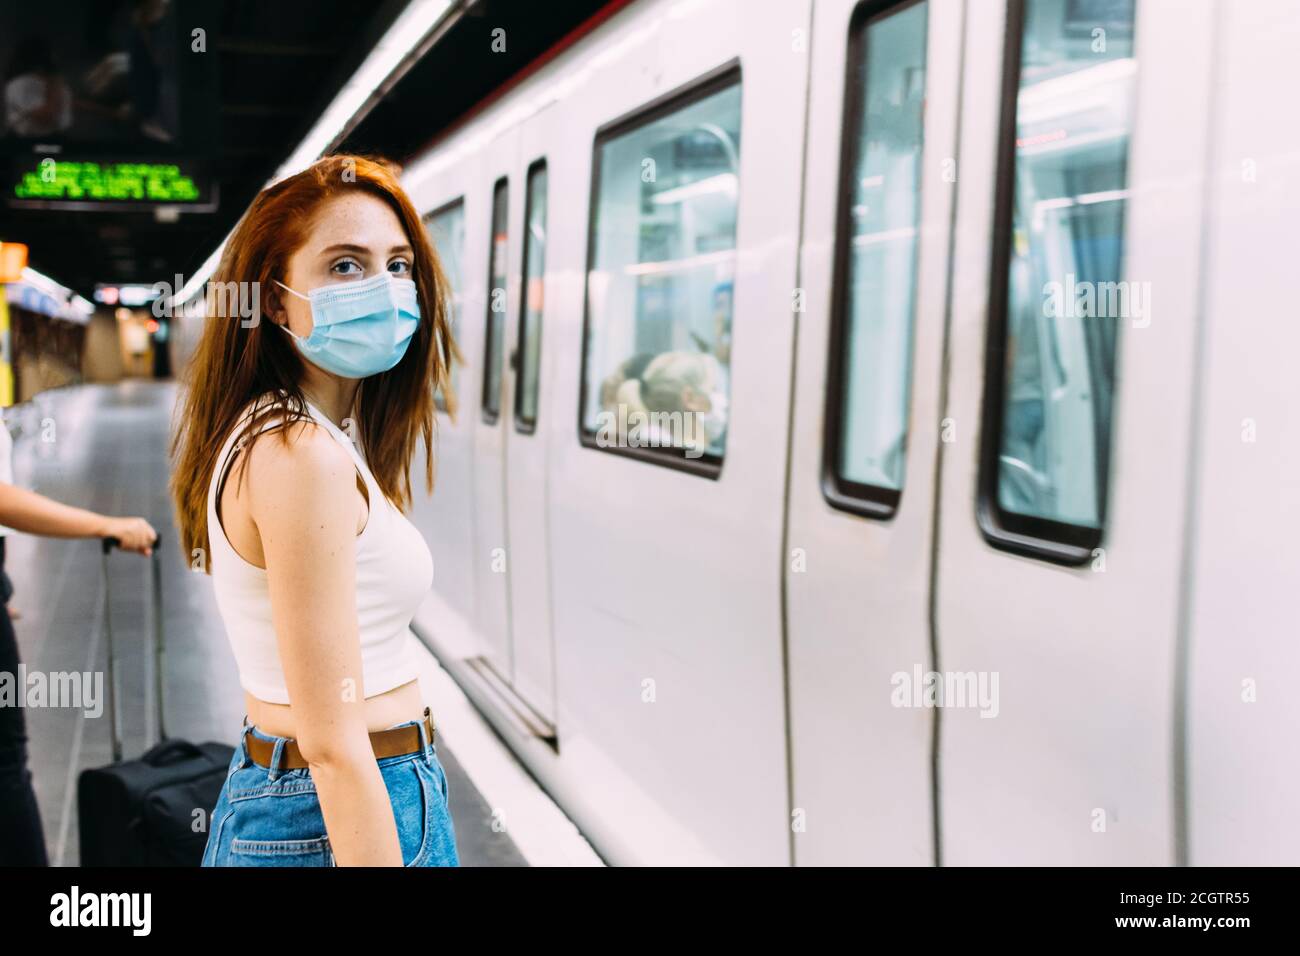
102, 535, 162, 554
101, 534, 166, 763
142, 738, 205, 767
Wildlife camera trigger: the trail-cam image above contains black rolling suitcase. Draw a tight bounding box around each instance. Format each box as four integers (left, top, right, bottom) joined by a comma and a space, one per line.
77, 537, 235, 866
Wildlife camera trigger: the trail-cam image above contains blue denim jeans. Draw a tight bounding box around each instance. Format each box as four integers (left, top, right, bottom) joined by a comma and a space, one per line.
201, 713, 459, 867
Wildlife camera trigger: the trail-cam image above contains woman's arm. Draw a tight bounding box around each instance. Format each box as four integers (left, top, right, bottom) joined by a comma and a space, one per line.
0, 482, 157, 554
246, 421, 404, 866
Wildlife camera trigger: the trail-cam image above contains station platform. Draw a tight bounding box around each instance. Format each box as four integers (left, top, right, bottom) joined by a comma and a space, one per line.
4, 380, 598, 867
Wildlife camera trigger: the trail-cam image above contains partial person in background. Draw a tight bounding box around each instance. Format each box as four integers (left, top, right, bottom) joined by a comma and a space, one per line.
0, 448, 155, 866
2, 35, 72, 138
598, 352, 656, 412
123, 0, 172, 142
0, 415, 16, 618
606, 349, 730, 455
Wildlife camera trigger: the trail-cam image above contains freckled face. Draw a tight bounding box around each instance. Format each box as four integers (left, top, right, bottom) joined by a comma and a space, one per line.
275, 192, 415, 337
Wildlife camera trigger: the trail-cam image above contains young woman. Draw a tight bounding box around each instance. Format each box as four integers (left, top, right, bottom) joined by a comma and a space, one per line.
0, 476, 155, 866
171, 154, 461, 867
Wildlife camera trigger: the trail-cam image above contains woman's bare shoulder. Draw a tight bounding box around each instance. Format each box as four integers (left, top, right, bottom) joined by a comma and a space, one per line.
242, 417, 357, 518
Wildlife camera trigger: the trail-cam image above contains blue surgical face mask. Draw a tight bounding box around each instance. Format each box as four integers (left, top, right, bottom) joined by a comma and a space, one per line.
273, 271, 420, 379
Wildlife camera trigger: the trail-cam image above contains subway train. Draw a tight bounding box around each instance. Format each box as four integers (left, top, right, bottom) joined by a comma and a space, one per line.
382, 0, 1296, 865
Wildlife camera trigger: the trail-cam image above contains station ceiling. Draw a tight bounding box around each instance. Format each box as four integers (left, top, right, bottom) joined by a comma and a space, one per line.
3, 0, 614, 298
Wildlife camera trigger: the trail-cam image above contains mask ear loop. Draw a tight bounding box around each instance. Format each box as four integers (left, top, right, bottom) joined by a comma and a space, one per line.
273, 279, 311, 301
272, 280, 309, 338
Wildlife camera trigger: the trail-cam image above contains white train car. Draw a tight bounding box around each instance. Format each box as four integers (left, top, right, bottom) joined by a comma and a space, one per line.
398, 0, 1300, 865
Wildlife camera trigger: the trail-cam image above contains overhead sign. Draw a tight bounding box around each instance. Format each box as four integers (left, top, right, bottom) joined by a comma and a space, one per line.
6, 159, 217, 211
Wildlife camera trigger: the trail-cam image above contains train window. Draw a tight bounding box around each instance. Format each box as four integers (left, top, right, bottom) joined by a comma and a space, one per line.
579, 65, 741, 474
425, 198, 465, 413
980, 0, 1137, 561
824, 0, 929, 517
515, 160, 547, 433
482, 177, 508, 423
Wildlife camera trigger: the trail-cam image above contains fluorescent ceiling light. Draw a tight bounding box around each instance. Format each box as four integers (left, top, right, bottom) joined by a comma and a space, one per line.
1019, 58, 1137, 108
17, 266, 72, 299
9, 266, 92, 323
115, 285, 159, 306
1018, 57, 1137, 126
271, 0, 454, 184
649, 173, 737, 205
175, 0, 454, 307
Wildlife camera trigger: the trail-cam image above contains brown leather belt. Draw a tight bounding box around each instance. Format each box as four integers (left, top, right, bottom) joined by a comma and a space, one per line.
244, 706, 436, 770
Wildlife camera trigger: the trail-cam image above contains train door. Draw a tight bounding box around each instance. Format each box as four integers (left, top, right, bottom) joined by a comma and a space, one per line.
416, 193, 479, 650
469, 124, 521, 684
784, 0, 964, 865
1185, 0, 1300, 865
934, 0, 1215, 864
541, 0, 812, 864
499, 109, 559, 732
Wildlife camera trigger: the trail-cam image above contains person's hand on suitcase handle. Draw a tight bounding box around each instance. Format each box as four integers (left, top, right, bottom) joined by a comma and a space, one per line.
100, 516, 159, 556
0, 481, 158, 555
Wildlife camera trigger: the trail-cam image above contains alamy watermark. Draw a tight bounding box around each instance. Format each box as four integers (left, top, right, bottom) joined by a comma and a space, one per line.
1043, 272, 1151, 328
50, 886, 151, 935
594, 404, 710, 459
149, 273, 262, 327
891, 664, 999, 718
0, 666, 103, 718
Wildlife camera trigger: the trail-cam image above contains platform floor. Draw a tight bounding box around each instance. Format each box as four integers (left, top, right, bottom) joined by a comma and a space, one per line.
5, 380, 528, 866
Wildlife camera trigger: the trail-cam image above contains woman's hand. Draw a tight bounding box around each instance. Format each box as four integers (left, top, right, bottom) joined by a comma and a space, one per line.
101, 516, 158, 555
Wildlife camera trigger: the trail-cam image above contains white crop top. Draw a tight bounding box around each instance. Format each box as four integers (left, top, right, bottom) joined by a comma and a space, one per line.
206, 392, 433, 705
